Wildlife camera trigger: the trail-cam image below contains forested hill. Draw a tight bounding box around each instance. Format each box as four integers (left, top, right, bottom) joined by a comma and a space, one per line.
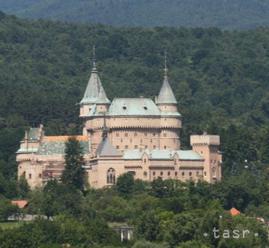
1, 11, 269, 187
1, 0, 269, 29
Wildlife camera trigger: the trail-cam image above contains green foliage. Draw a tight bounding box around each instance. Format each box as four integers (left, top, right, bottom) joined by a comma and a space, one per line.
62, 137, 85, 191
0, 199, 19, 221
16, 176, 30, 198
0, 13, 268, 247
1, 1, 269, 29
116, 172, 135, 197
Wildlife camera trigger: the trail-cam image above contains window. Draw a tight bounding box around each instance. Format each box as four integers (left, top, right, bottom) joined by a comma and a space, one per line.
123, 106, 127, 110
39, 173, 42, 178
144, 159, 147, 163
135, 145, 138, 149
189, 172, 192, 177
144, 133, 147, 136
107, 168, 116, 184
175, 172, 178, 176
168, 171, 170, 176
129, 171, 136, 176
182, 172, 185, 176
29, 173, 32, 179
134, 133, 138, 136
116, 145, 120, 149
160, 171, 163, 176
196, 171, 199, 176
116, 133, 119, 137
164, 146, 167, 149
125, 133, 128, 137
144, 106, 148, 110
153, 171, 156, 176
125, 145, 128, 149
212, 167, 216, 176
204, 171, 207, 176
145, 145, 148, 149
144, 171, 147, 177
163, 133, 167, 137
153, 133, 156, 136
153, 145, 156, 149
121, 139, 123, 143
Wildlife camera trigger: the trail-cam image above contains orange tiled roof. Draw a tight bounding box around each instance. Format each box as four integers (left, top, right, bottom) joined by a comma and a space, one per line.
11, 200, 28, 209
230, 207, 240, 216
43, 136, 88, 142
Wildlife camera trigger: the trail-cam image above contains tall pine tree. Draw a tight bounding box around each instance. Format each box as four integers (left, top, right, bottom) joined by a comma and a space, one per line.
62, 137, 85, 191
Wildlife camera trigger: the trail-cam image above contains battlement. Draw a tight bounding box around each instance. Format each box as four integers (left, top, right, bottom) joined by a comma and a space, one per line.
190, 134, 220, 146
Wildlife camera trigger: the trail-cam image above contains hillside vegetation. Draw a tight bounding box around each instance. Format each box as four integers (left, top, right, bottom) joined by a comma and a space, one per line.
1, 0, 269, 29
0, 12, 269, 248
1, 11, 269, 180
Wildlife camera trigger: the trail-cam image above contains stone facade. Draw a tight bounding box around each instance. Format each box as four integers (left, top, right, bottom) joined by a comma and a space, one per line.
17, 60, 222, 189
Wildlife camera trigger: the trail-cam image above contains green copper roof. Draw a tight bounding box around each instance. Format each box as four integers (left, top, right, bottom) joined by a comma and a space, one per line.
156, 74, 177, 105
123, 149, 203, 160
17, 147, 39, 154
80, 67, 110, 105
28, 128, 40, 140
160, 112, 181, 117
108, 98, 160, 116
38, 141, 89, 155
176, 150, 203, 160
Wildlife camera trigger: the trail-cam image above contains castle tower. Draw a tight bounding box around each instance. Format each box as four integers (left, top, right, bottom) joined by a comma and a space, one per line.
156, 53, 181, 150
190, 134, 222, 183
80, 48, 111, 152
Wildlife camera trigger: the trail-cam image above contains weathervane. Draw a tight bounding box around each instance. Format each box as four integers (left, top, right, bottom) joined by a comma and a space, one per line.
164, 50, 168, 78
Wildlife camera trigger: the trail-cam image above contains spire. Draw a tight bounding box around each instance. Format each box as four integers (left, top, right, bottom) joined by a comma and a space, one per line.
156, 52, 177, 105
102, 113, 109, 139
80, 46, 110, 105
164, 50, 168, 79
92, 45, 97, 72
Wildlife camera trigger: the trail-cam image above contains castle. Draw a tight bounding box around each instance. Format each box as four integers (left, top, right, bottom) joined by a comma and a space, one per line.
17, 56, 222, 189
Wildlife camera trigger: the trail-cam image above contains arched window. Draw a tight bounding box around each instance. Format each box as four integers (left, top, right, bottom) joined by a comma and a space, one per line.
107, 168, 116, 185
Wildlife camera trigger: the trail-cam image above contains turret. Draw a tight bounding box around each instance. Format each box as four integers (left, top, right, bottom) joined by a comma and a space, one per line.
156, 53, 181, 150
80, 47, 111, 151
80, 47, 110, 119
156, 53, 178, 113
190, 133, 222, 183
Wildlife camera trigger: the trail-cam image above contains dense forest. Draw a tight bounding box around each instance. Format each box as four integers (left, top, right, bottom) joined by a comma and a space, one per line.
1, 0, 269, 29
1, 12, 269, 247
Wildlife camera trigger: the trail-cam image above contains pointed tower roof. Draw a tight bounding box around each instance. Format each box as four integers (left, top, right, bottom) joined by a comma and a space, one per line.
80, 47, 110, 105
96, 137, 121, 157
156, 53, 177, 105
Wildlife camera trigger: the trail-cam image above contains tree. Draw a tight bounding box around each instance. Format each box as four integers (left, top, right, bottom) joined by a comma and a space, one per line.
0, 199, 19, 221
62, 137, 85, 191
136, 210, 161, 241
17, 176, 30, 198
116, 172, 135, 197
